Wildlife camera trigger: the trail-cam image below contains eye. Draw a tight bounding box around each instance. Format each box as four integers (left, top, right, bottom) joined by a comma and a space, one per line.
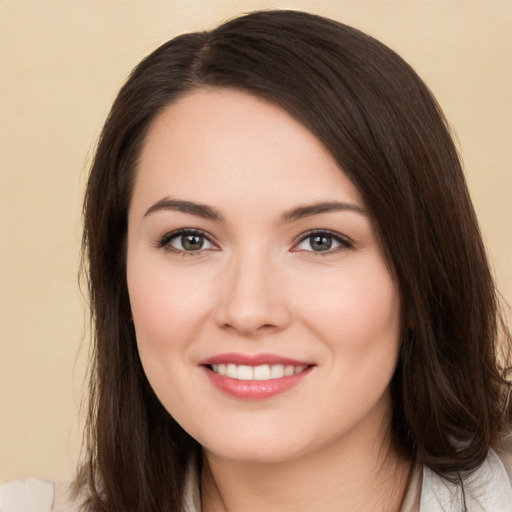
293, 230, 352, 253
157, 229, 217, 254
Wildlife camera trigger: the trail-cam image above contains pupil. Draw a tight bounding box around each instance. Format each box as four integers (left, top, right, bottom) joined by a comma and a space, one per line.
311, 235, 332, 251
182, 234, 203, 251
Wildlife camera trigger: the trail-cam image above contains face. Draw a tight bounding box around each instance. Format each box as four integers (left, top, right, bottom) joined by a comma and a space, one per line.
127, 88, 403, 464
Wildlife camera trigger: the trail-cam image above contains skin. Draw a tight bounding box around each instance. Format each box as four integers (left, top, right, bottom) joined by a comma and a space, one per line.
126, 88, 410, 511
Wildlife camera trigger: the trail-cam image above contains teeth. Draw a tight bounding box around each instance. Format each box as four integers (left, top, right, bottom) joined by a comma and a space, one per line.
237, 365, 254, 380
253, 364, 270, 380
284, 365, 295, 376
226, 364, 237, 379
210, 363, 308, 380
270, 364, 284, 378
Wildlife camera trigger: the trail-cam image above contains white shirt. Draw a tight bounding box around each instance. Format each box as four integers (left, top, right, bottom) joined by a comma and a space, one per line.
2, 446, 511, 511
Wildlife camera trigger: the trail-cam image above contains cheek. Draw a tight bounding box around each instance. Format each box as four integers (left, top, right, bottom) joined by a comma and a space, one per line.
126, 259, 216, 414
127, 259, 215, 349
126, 259, 219, 415
294, 260, 401, 434
296, 257, 402, 351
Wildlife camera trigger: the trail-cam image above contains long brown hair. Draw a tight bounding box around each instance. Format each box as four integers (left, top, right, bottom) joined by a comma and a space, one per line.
77, 10, 511, 510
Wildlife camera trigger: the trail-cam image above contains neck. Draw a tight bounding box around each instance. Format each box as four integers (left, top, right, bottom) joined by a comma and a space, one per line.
201, 401, 412, 512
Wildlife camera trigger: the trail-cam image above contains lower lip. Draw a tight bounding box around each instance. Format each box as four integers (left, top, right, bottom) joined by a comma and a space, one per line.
202, 366, 312, 400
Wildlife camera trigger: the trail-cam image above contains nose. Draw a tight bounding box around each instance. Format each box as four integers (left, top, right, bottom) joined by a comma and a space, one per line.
214, 249, 291, 336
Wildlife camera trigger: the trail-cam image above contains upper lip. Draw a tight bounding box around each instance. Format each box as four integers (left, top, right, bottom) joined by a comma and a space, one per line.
199, 352, 314, 367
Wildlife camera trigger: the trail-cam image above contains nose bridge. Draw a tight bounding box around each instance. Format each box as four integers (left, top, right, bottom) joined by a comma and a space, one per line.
216, 243, 289, 334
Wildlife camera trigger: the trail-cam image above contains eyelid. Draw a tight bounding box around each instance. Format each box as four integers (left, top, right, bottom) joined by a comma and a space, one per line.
155, 228, 219, 254
291, 229, 353, 253
154, 228, 352, 255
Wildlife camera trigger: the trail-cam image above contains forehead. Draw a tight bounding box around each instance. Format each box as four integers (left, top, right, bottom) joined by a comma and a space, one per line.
132, 87, 364, 215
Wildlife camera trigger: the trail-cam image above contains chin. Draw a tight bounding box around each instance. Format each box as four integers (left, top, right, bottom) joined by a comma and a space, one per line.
193, 421, 326, 465
203, 438, 306, 465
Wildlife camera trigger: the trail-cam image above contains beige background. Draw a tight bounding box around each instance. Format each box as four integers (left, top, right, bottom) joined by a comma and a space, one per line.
0, 0, 510, 483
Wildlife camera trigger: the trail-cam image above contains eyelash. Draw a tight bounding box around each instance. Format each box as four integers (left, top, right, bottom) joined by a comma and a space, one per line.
293, 230, 353, 256
154, 228, 353, 256
154, 228, 218, 256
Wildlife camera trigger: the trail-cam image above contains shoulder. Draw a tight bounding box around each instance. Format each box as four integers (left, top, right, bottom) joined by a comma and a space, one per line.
52, 481, 79, 512
0, 479, 79, 512
419, 437, 512, 512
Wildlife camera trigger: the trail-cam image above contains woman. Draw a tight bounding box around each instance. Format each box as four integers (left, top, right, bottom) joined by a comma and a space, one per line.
73, 10, 511, 511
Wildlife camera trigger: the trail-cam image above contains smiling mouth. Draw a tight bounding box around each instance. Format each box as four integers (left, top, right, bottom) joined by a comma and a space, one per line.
201, 357, 314, 399
207, 363, 308, 381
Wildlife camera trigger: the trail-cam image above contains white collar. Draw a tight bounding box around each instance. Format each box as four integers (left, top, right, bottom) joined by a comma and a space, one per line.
420, 449, 512, 511
182, 449, 512, 512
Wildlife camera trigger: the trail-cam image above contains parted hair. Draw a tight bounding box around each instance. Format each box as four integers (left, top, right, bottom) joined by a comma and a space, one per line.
77, 10, 511, 511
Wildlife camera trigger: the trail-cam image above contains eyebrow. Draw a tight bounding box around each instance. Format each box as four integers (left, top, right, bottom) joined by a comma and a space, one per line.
144, 198, 225, 221
280, 201, 367, 223
143, 198, 367, 223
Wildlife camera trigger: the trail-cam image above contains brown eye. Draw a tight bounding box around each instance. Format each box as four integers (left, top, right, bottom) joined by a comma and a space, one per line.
158, 229, 217, 253
180, 234, 204, 251
309, 235, 333, 251
294, 230, 352, 253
